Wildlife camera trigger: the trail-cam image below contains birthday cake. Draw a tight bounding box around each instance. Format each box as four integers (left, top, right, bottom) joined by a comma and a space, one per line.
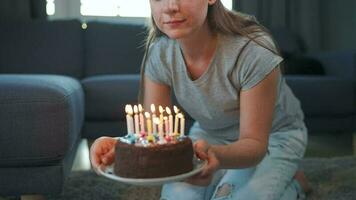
114, 104, 194, 178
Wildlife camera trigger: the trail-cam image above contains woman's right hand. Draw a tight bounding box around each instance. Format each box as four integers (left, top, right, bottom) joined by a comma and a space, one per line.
89, 136, 117, 173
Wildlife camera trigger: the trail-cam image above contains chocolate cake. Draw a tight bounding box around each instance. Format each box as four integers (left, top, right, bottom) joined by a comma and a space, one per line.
114, 136, 194, 178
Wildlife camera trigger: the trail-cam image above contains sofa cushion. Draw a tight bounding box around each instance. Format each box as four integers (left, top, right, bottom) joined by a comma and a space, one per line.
84, 21, 146, 76
286, 76, 355, 116
81, 74, 140, 121
0, 20, 84, 78
0, 75, 84, 166
283, 55, 325, 75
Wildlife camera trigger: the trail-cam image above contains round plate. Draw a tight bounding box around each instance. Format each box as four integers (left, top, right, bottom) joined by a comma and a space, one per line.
98, 158, 206, 186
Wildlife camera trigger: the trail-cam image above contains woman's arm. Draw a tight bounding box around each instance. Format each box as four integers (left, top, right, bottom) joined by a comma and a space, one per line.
143, 75, 172, 110
211, 67, 279, 169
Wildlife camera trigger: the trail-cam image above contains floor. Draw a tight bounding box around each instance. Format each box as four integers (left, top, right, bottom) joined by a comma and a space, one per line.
0, 132, 353, 200
72, 132, 355, 172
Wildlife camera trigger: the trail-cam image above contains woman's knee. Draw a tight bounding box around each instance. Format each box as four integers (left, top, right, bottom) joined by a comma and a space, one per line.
160, 182, 206, 200
211, 183, 235, 200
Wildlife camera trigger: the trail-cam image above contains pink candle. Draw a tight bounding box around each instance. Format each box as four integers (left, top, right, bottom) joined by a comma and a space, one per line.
166, 107, 173, 135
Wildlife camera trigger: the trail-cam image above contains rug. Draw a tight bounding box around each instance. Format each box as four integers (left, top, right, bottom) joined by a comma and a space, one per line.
2, 156, 356, 200
301, 156, 356, 200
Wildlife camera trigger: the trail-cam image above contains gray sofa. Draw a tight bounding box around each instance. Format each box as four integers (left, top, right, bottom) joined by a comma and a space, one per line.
0, 19, 355, 197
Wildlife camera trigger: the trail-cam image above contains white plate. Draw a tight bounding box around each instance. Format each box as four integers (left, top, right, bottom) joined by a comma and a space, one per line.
98, 158, 207, 186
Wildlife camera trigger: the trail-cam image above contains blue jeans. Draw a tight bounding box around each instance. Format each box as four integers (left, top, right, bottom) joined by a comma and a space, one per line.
161, 126, 308, 200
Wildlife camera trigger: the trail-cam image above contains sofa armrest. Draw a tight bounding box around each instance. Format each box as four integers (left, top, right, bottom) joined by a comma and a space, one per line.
285, 75, 355, 117
0, 75, 84, 166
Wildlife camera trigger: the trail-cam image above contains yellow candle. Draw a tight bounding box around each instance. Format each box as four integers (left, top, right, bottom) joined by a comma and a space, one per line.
166, 107, 173, 135
138, 104, 145, 133
173, 106, 180, 135
159, 105, 164, 124
145, 112, 152, 135
125, 104, 134, 134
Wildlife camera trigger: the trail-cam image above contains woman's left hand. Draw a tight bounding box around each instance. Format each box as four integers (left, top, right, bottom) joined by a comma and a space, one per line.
186, 139, 220, 186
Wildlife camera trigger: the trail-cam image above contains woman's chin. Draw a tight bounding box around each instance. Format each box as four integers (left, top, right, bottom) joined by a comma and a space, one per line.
164, 30, 190, 40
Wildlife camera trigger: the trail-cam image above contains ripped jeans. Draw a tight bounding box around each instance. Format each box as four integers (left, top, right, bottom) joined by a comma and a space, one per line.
160, 126, 308, 200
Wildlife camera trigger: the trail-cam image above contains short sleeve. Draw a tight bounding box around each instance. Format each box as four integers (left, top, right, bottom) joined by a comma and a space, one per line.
144, 39, 172, 86
237, 35, 283, 91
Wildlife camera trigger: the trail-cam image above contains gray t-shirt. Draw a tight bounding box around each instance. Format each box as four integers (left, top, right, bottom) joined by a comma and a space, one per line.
144, 34, 305, 142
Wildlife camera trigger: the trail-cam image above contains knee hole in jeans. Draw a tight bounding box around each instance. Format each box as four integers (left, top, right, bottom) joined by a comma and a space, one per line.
213, 183, 234, 199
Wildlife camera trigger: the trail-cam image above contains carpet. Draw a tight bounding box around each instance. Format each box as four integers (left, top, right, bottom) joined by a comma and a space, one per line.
2, 156, 356, 200
301, 156, 356, 200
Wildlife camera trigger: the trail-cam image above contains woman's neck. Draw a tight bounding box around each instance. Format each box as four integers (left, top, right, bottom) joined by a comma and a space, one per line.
177, 22, 218, 62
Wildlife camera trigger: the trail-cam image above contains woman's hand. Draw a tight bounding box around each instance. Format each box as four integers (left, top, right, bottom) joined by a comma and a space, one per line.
89, 136, 117, 173
186, 139, 220, 186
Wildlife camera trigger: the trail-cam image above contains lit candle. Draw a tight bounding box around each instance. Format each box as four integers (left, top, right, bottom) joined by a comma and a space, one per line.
138, 104, 145, 133
133, 105, 140, 135
151, 104, 156, 118
152, 117, 158, 134
164, 116, 169, 136
158, 119, 163, 139
153, 117, 162, 140
145, 112, 152, 135
125, 104, 134, 134
166, 107, 173, 135
151, 104, 156, 133
178, 113, 185, 137
159, 105, 164, 125
173, 106, 180, 135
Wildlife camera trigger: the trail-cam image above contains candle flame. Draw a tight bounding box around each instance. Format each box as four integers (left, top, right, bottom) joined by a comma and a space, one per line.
159, 106, 164, 113
138, 104, 143, 112
150, 104, 156, 113
163, 116, 168, 120
174, 106, 179, 113
133, 105, 138, 113
177, 113, 184, 118
144, 112, 150, 118
125, 104, 133, 115
166, 107, 171, 115
153, 117, 160, 125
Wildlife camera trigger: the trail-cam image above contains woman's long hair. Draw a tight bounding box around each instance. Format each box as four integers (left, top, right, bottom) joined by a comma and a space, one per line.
138, 1, 281, 103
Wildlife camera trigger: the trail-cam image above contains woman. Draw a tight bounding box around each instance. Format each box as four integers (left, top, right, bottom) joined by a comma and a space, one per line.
91, 0, 309, 199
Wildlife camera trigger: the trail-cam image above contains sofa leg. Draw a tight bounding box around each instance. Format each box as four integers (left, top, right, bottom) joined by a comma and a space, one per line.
21, 195, 45, 200
72, 139, 92, 171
